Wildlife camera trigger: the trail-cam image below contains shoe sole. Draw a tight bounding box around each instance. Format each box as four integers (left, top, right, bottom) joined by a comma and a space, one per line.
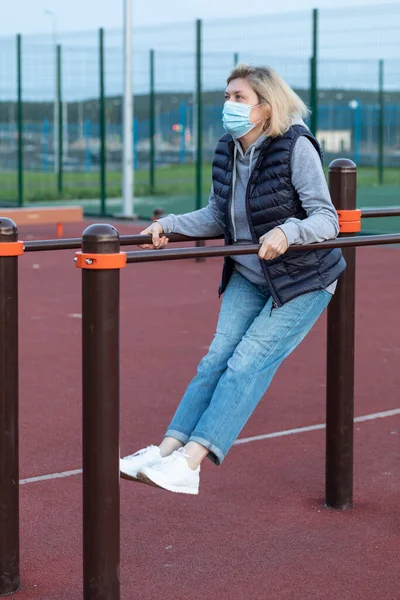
120, 470, 158, 486
120, 470, 142, 482
136, 471, 199, 495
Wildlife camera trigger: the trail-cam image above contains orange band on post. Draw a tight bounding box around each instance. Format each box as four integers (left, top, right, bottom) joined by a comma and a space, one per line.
339, 221, 361, 233
0, 241, 25, 256
337, 209, 361, 222
75, 251, 127, 270
337, 209, 361, 233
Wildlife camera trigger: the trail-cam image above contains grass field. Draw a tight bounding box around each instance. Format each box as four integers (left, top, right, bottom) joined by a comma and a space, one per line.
1, 164, 400, 202
0, 165, 212, 203
1, 164, 399, 233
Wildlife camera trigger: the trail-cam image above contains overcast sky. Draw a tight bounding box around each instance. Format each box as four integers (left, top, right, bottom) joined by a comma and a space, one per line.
2, 0, 399, 37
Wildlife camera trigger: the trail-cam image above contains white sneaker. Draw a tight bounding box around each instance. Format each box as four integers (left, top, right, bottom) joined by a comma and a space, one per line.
120, 445, 162, 481
137, 448, 200, 495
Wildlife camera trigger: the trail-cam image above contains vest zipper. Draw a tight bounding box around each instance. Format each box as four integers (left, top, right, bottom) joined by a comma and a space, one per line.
244, 141, 282, 308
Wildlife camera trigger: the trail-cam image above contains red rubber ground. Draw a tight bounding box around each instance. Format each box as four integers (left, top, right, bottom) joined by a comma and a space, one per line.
11, 221, 400, 599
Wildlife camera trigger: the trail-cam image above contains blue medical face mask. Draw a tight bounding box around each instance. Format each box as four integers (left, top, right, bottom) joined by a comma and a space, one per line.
222, 100, 261, 139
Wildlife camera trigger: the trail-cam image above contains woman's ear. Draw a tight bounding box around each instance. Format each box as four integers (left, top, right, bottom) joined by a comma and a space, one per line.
263, 103, 272, 120
261, 104, 271, 131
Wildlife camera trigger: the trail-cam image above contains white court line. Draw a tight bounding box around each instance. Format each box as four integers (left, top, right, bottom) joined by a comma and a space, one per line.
234, 407, 400, 445
19, 408, 399, 486
19, 469, 82, 485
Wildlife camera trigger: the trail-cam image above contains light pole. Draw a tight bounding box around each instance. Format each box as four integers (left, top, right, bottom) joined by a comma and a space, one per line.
122, 0, 134, 217
44, 9, 59, 174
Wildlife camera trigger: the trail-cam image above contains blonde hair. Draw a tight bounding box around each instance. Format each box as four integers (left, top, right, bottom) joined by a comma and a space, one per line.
227, 64, 310, 138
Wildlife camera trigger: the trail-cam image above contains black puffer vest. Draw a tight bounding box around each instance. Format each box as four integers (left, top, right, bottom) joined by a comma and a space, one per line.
212, 124, 346, 306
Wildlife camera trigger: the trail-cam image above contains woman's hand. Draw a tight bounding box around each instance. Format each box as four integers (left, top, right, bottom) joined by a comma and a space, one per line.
138, 222, 169, 250
258, 228, 289, 260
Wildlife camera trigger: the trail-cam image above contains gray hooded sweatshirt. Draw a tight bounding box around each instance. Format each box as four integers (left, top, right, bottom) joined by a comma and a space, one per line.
157, 118, 338, 294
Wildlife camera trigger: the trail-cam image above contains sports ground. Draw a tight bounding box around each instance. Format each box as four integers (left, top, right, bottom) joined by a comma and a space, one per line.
10, 219, 399, 599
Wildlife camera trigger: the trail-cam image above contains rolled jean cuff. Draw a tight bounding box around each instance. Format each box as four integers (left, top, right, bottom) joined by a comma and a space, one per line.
188, 435, 225, 466
164, 429, 190, 445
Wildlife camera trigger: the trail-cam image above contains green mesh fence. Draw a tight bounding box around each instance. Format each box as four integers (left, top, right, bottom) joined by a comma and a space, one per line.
0, 4, 399, 232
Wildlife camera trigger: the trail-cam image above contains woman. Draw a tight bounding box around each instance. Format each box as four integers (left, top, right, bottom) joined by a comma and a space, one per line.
120, 64, 346, 495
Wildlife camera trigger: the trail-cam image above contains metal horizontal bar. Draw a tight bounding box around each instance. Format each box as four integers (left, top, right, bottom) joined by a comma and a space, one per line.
24, 238, 82, 252
19, 216, 400, 254
360, 207, 400, 218
23, 232, 222, 252
125, 233, 400, 264
120, 233, 222, 245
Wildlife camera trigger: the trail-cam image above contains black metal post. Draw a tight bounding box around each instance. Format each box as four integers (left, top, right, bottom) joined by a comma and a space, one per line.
326, 158, 357, 509
81, 224, 120, 600
0, 218, 20, 596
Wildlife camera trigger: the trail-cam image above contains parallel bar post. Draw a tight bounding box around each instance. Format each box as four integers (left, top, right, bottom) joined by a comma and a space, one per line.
326, 158, 357, 509
378, 59, 384, 185
195, 19, 205, 259
81, 224, 120, 600
149, 49, 155, 194
99, 28, 107, 216
17, 34, 23, 207
57, 44, 63, 196
309, 8, 318, 136
0, 218, 20, 596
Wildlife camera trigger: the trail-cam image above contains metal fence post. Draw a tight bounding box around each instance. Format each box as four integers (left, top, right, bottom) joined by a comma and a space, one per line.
133, 118, 139, 171
85, 119, 92, 173
179, 100, 186, 164
195, 19, 205, 259
195, 19, 203, 213
378, 59, 384, 185
57, 44, 63, 196
43, 118, 50, 172
234, 52, 239, 66
99, 28, 107, 216
326, 158, 357, 509
17, 34, 23, 208
149, 49, 156, 194
309, 8, 318, 136
0, 218, 21, 596
80, 224, 121, 599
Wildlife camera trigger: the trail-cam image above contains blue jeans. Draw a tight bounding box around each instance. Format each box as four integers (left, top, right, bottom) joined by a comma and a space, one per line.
165, 271, 332, 465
